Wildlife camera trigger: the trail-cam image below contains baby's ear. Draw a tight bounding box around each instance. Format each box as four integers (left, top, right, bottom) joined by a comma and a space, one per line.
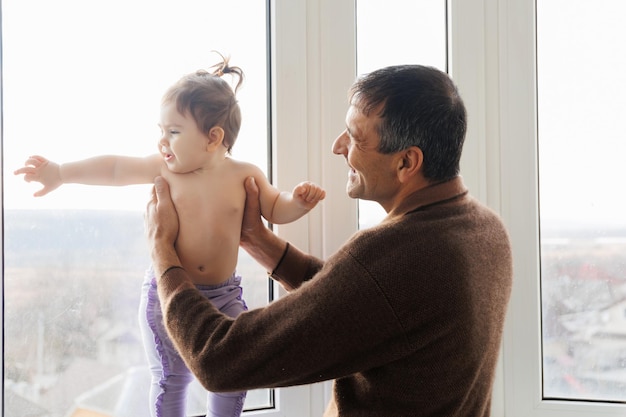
207, 126, 225, 151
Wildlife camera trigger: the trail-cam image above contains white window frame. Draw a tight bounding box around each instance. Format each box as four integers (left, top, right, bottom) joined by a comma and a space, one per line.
267, 0, 357, 414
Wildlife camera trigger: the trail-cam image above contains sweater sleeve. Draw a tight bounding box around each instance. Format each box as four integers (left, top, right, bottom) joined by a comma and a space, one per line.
270, 242, 324, 291
157, 247, 407, 393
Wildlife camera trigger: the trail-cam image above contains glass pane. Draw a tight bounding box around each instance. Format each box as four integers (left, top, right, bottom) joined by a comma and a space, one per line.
2, 0, 273, 415
538, 0, 626, 402
356, 0, 448, 229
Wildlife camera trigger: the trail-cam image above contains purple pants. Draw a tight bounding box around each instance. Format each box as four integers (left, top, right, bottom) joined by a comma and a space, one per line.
139, 268, 248, 417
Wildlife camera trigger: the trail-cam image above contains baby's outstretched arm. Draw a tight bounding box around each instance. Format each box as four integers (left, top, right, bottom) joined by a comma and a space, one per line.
14, 154, 162, 197
14, 155, 63, 197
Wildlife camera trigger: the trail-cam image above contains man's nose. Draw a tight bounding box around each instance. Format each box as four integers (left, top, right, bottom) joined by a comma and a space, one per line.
332, 131, 348, 155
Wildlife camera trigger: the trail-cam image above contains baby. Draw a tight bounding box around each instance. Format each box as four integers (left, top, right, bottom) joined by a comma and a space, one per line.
14, 53, 325, 417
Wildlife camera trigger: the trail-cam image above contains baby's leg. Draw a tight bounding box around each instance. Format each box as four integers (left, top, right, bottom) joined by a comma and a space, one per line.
207, 391, 247, 417
139, 271, 193, 417
199, 273, 249, 417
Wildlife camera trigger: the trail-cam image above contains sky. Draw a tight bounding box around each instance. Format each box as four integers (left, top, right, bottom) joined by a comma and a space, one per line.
536, 0, 626, 227
2, 0, 268, 211
3, 0, 625, 228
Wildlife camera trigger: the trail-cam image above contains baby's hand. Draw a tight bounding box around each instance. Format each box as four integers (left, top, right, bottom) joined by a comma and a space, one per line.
293, 181, 326, 210
13, 155, 62, 197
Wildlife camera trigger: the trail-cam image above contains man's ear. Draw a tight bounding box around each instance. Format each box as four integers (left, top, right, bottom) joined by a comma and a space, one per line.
396, 146, 424, 183
207, 126, 225, 151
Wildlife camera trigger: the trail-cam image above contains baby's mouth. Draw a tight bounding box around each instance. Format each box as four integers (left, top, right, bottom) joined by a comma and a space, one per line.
161, 146, 173, 160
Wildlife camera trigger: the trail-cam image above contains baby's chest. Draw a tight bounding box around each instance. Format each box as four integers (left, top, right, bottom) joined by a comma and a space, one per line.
170, 178, 245, 220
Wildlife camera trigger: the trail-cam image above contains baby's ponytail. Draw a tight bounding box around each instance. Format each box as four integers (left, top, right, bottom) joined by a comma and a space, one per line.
210, 51, 244, 93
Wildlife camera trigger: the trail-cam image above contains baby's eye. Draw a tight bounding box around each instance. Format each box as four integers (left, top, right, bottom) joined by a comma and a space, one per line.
170, 130, 180, 135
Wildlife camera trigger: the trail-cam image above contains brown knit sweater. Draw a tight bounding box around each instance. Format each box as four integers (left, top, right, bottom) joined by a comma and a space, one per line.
158, 176, 513, 416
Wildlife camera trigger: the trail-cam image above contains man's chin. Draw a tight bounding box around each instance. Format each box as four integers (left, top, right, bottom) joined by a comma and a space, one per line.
346, 187, 361, 200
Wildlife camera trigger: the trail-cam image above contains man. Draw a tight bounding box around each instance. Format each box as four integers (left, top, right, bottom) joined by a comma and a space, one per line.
146, 65, 513, 416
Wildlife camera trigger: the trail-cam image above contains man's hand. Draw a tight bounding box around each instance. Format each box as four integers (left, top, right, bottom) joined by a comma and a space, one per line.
240, 176, 266, 248
240, 176, 288, 273
145, 176, 182, 276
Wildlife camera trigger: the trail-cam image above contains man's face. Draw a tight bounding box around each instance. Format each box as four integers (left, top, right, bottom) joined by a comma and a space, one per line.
332, 105, 400, 211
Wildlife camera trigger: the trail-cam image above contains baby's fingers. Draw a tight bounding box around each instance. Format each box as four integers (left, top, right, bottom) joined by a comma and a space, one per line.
14, 166, 31, 176
25, 155, 47, 166
295, 182, 326, 202
306, 186, 326, 202
14, 155, 48, 176
311, 187, 326, 201
14, 166, 39, 181
33, 186, 52, 197
293, 182, 312, 199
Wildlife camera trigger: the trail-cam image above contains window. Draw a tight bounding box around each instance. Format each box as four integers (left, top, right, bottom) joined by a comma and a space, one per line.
495, 0, 626, 415
355, 0, 447, 229
2, 0, 272, 415
12, 1, 626, 416
538, 0, 626, 403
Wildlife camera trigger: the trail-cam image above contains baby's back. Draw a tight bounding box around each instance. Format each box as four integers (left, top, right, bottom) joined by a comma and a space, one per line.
161, 159, 251, 285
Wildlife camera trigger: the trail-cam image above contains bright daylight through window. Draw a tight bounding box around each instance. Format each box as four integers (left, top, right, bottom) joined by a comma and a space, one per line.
538, 0, 626, 402
2, 0, 271, 415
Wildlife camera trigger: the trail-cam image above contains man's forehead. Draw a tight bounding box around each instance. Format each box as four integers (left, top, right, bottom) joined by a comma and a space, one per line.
346, 104, 380, 124
345, 105, 363, 132
350, 92, 385, 116
345, 105, 381, 142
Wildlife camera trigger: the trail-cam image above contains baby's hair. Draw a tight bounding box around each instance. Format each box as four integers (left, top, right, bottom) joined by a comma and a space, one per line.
209, 51, 244, 93
162, 51, 244, 153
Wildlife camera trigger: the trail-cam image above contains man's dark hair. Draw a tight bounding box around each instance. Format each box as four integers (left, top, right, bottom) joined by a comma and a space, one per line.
349, 65, 467, 182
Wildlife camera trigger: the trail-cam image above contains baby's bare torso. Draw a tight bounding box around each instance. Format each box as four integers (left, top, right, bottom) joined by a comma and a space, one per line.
160, 159, 252, 285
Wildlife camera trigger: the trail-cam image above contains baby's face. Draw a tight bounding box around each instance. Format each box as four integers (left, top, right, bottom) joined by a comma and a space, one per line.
158, 103, 210, 174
